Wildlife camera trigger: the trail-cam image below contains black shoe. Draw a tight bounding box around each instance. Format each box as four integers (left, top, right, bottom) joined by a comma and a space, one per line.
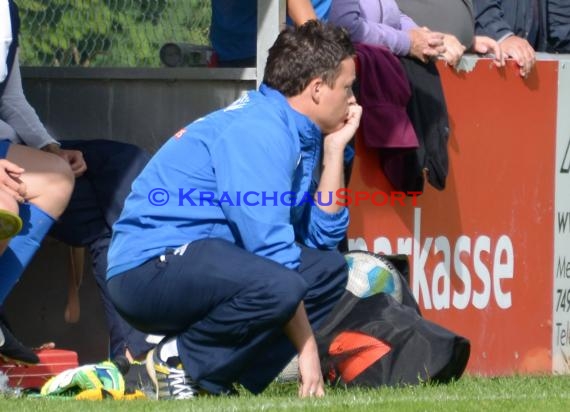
0, 321, 39, 364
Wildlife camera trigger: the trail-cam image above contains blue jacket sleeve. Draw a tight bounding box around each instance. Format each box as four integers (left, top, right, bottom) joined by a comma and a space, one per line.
211, 112, 302, 270
295, 202, 349, 250
292, 146, 350, 250
473, 0, 514, 41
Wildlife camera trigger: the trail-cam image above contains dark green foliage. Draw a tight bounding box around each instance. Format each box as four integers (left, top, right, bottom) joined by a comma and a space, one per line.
17, 0, 211, 67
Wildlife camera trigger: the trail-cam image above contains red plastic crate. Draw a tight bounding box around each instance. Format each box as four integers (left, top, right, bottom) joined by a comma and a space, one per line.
0, 348, 78, 389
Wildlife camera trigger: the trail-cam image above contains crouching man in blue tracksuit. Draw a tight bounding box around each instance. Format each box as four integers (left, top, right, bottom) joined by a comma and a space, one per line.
106, 20, 361, 400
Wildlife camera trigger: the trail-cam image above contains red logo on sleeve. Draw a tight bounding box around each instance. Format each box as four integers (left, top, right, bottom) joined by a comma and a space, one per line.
174, 128, 187, 139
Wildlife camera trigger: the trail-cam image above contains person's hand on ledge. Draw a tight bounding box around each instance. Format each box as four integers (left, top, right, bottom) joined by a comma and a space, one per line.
441, 34, 466, 67
499, 35, 536, 78
408, 27, 446, 63
472, 35, 505, 68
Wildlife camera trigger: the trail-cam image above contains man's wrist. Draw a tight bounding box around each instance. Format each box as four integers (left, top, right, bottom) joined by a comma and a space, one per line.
497, 33, 515, 44
323, 138, 347, 157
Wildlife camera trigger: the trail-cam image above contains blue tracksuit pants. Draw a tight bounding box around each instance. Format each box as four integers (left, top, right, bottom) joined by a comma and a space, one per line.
106, 237, 347, 394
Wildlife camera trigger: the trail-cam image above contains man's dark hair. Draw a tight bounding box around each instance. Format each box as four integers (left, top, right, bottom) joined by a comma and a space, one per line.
263, 20, 355, 97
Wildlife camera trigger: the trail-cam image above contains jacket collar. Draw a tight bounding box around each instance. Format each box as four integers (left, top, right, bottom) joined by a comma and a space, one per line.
259, 83, 321, 147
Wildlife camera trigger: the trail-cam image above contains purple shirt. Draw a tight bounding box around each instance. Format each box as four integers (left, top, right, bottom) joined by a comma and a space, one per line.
329, 0, 418, 55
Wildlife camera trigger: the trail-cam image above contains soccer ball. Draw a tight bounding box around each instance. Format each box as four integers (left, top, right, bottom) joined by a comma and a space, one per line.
345, 251, 403, 302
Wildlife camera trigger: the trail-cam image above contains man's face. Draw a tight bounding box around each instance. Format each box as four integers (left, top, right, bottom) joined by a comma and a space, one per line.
315, 58, 357, 135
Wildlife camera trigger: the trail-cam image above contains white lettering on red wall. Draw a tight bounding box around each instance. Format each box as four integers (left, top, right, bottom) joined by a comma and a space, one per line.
349, 208, 515, 310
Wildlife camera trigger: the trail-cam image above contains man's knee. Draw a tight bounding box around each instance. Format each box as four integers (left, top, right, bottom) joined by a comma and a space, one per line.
326, 250, 349, 287
234, 256, 309, 321
302, 247, 348, 287
266, 272, 308, 317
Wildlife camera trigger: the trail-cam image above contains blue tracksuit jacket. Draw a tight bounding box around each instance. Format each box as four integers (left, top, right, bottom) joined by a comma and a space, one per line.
107, 84, 348, 278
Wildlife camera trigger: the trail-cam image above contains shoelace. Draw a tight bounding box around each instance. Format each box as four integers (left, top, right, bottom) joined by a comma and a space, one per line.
169, 368, 198, 399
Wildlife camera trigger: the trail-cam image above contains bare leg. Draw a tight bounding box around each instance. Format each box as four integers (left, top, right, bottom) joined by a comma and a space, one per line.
5, 144, 74, 218
0, 145, 75, 363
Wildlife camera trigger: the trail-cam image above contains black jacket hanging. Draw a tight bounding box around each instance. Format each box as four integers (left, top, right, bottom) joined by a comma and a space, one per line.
379, 58, 450, 193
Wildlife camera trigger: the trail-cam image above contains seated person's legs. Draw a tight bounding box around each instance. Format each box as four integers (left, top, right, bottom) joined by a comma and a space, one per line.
48, 139, 152, 360
4, 144, 74, 218
0, 143, 74, 289
0, 142, 74, 363
55, 139, 151, 228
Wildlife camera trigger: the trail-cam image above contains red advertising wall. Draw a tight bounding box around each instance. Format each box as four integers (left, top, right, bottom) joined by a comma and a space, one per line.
348, 59, 560, 375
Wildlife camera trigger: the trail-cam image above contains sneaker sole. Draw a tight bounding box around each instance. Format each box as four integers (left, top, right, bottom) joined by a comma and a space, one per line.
0, 353, 39, 366
145, 348, 160, 400
0, 325, 40, 365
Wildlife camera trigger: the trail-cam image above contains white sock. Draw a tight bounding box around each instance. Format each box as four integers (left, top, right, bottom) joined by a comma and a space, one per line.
159, 337, 179, 361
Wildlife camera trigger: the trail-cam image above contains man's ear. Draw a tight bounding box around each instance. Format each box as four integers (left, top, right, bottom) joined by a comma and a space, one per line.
309, 78, 324, 104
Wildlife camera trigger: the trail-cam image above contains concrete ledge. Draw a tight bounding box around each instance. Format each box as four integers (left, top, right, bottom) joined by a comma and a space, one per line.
21, 66, 258, 81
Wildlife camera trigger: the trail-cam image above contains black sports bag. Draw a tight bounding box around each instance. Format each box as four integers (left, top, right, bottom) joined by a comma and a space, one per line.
316, 251, 470, 387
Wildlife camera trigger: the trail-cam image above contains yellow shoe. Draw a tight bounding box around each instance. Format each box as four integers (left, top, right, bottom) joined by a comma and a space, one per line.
0, 210, 22, 240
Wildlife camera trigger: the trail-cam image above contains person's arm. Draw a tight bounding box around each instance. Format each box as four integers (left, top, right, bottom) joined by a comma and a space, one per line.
399, 11, 416, 33
473, 0, 535, 77
329, 0, 415, 55
40, 143, 87, 176
283, 302, 324, 398
471, 35, 505, 67
315, 103, 361, 215
472, 0, 534, 76
472, 0, 513, 41
287, 0, 317, 26
0, 52, 59, 149
294, 102, 361, 250
1, 51, 87, 175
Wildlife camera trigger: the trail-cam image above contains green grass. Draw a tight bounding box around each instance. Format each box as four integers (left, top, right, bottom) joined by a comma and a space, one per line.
2, 375, 570, 411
